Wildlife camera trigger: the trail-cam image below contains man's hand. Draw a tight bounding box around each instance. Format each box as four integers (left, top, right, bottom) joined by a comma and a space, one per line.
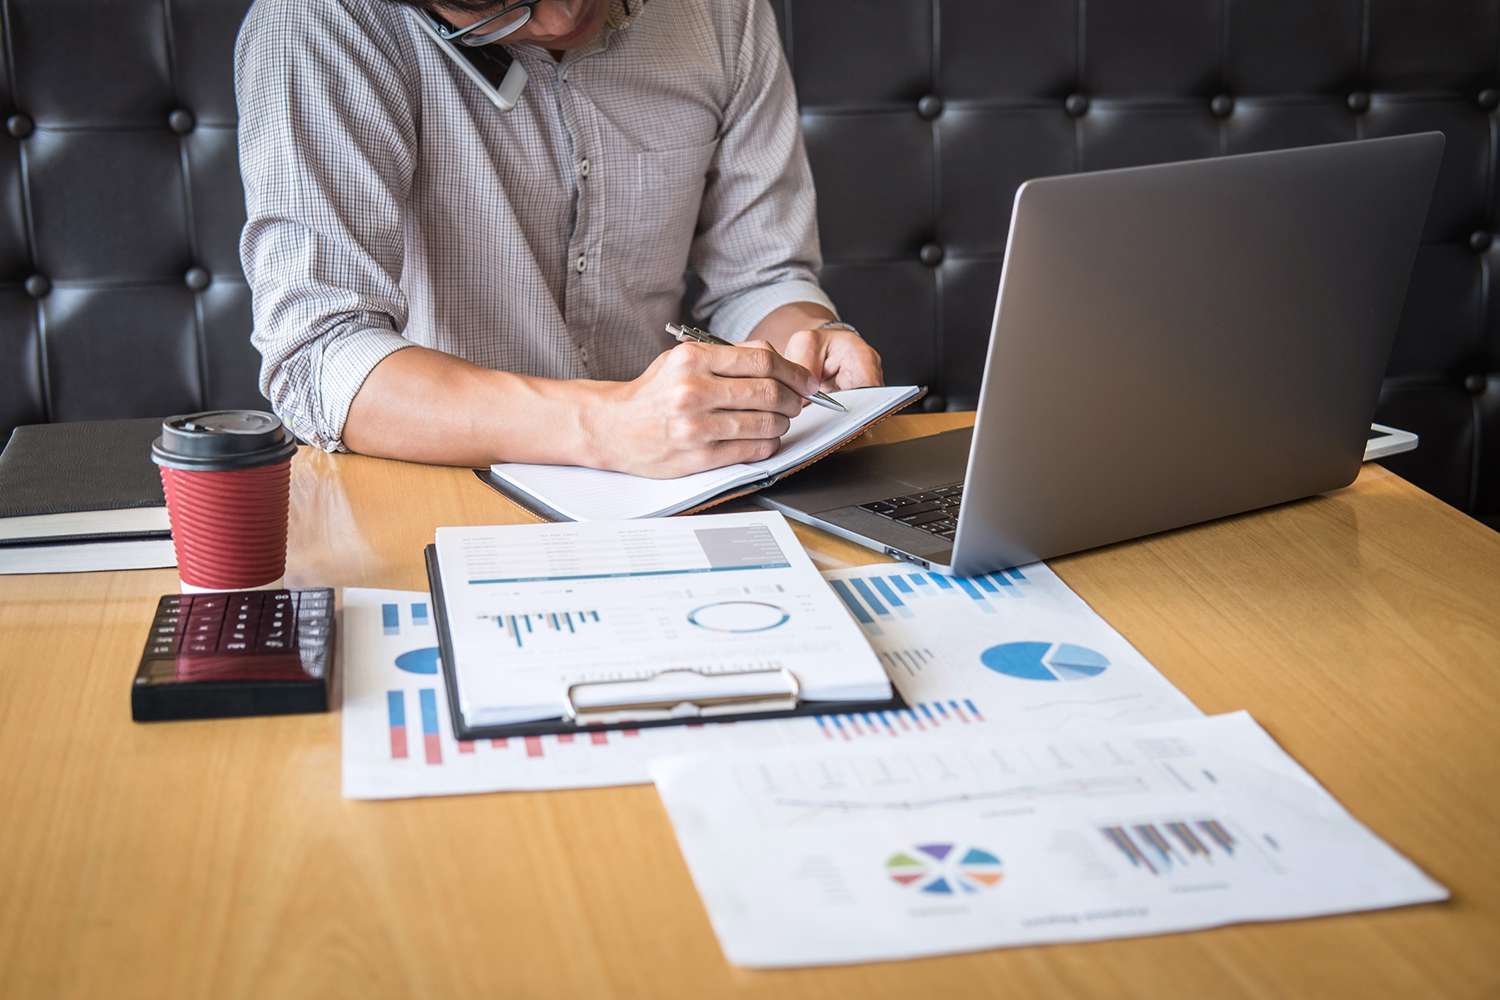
588, 340, 821, 479
776, 325, 884, 393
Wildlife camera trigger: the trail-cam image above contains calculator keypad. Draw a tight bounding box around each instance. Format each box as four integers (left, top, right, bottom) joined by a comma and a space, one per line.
140, 588, 333, 684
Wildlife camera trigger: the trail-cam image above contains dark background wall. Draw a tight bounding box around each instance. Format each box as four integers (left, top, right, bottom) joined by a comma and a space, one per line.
2, 0, 1496, 528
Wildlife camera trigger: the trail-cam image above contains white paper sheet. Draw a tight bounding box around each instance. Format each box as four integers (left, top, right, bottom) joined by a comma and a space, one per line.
486, 385, 921, 521
822, 562, 1200, 734
649, 712, 1449, 968
433, 512, 890, 725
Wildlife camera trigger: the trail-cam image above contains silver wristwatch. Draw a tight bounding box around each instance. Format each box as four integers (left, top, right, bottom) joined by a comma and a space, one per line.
813, 320, 861, 336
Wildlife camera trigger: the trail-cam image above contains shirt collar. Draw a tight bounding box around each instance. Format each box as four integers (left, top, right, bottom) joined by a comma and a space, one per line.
606, 0, 645, 31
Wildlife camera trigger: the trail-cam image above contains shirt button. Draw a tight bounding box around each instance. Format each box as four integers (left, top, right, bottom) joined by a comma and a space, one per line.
575, 255, 587, 273
578, 158, 590, 178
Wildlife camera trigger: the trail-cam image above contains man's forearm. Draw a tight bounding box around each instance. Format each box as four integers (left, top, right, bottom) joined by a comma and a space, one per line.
342, 346, 610, 467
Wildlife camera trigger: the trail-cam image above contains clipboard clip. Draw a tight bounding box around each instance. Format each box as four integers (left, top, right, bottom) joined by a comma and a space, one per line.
563, 667, 801, 727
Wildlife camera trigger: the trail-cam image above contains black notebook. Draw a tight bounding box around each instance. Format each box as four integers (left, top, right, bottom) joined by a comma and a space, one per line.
0, 418, 172, 557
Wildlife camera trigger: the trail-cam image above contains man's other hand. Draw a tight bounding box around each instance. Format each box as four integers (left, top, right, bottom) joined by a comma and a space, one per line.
779, 326, 884, 392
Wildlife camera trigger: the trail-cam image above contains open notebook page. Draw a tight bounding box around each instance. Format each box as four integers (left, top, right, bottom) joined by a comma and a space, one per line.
487, 385, 921, 521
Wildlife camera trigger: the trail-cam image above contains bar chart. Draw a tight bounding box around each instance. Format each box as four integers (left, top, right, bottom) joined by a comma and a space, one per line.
384, 684, 645, 767
381, 601, 429, 636
479, 609, 603, 649
829, 566, 1029, 633
1101, 818, 1254, 876
813, 698, 986, 741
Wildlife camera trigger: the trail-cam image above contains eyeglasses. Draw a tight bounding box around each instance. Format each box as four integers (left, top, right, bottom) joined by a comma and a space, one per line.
426, 0, 538, 47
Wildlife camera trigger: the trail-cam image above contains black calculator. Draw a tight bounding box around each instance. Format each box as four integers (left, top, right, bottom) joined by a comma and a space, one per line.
132, 588, 335, 722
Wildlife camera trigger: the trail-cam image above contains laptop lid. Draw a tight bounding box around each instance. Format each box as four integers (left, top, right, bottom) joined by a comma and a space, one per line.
949, 133, 1444, 575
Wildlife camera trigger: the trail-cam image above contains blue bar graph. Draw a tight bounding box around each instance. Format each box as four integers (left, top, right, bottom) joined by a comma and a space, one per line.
850, 578, 888, 617
829, 580, 873, 625
810, 699, 985, 740
381, 603, 400, 635
488, 609, 602, 648
411, 602, 429, 627
830, 565, 1035, 626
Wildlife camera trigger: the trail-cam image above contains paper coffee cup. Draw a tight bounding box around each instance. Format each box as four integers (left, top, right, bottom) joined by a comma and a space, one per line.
151, 411, 298, 592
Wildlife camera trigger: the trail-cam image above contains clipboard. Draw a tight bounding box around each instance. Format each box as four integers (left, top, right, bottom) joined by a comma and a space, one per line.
424, 544, 908, 741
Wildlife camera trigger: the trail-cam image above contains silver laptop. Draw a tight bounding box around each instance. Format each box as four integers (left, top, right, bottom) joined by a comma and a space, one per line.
757, 133, 1444, 575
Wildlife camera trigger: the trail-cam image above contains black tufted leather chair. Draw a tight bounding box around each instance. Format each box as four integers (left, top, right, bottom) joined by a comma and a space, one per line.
3, 0, 1497, 530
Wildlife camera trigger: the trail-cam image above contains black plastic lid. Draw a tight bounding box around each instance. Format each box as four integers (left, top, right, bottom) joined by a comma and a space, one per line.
151, 410, 298, 471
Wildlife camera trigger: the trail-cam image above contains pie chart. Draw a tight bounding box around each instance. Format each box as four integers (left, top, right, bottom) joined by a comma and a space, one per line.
981, 641, 1110, 682
687, 601, 789, 633
886, 843, 1004, 894
395, 646, 441, 675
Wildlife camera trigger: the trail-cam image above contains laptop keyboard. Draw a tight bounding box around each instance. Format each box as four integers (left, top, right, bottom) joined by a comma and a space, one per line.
858, 483, 964, 541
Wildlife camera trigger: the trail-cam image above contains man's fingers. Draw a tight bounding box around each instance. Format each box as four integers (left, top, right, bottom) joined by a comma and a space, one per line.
692, 341, 820, 396
780, 329, 829, 386
831, 356, 884, 389
825, 343, 885, 390
699, 438, 783, 467
709, 375, 804, 418
702, 409, 792, 442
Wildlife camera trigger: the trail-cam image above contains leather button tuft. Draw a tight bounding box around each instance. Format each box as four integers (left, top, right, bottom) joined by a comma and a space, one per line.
184, 267, 211, 291
24, 274, 50, 299
921, 393, 947, 413
1346, 91, 1371, 113
6, 113, 33, 139
1479, 88, 1500, 111
1209, 94, 1234, 117
168, 109, 195, 134
1464, 374, 1487, 395
919, 242, 944, 267
1064, 93, 1089, 117
916, 94, 943, 121
1469, 230, 1492, 253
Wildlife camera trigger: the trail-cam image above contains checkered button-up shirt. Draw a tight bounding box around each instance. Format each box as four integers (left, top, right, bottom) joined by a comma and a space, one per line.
236, 0, 834, 451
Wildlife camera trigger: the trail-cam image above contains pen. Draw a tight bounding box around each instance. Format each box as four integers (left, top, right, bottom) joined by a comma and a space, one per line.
665, 322, 848, 413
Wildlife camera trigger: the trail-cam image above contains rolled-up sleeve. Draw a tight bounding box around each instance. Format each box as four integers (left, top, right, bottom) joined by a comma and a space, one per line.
689, 0, 836, 343
235, 0, 420, 450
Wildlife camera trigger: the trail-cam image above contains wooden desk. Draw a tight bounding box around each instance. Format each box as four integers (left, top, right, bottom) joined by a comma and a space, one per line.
2, 413, 1498, 1000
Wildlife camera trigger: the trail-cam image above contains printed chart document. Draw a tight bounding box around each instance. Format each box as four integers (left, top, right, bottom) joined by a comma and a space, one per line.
341, 560, 1202, 799
650, 712, 1449, 968
484, 385, 922, 521
431, 512, 890, 727
823, 562, 1199, 733
343, 587, 898, 797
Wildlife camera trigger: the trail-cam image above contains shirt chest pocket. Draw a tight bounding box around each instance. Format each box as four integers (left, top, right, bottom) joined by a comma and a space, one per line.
621, 140, 718, 294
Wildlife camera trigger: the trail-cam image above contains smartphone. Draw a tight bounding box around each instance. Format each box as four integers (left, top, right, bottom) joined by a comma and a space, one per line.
410, 9, 529, 112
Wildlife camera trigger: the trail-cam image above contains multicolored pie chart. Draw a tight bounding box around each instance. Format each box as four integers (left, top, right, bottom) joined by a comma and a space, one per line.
886, 842, 1004, 894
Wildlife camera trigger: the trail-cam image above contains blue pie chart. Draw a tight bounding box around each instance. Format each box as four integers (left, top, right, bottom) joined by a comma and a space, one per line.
395, 646, 441, 675
981, 641, 1109, 682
